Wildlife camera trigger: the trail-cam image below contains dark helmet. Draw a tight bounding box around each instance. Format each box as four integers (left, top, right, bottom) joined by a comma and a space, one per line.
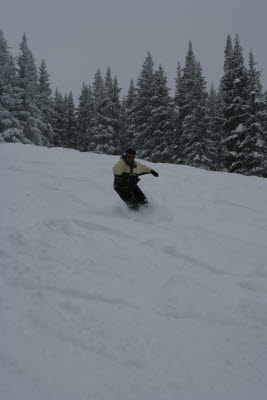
125, 148, 136, 156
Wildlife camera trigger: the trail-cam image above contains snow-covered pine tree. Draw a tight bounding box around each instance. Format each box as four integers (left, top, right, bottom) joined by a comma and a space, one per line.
105, 67, 113, 97
77, 82, 91, 151
217, 35, 233, 167
144, 64, 174, 162
120, 79, 136, 151
119, 95, 127, 152
220, 35, 233, 94
112, 75, 123, 153
17, 34, 50, 146
221, 34, 250, 174
247, 50, 262, 95
0, 30, 26, 143
132, 51, 155, 158
174, 62, 182, 105
264, 91, 267, 159
88, 69, 103, 152
178, 42, 215, 169
52, 89, 68, 147
38, 60, 52, 116
0, 30, 15, 92
89, 68, 115, 154
264, 90, 267, 138
0, 85, 28, 143
17, 34, 38, 108
177, 41, 197, 127
240, 51, 267, 176
37, 59, 54, 144
173, 61, 183, 163
102, 68, 121, 154
224, 36, 233, 76
182, 61, 214, 169
62, 94, 69, 147
51, 89, 61, 146
207, 85, 227, 171
66, 91, 77, 149
205, 85, 224, 170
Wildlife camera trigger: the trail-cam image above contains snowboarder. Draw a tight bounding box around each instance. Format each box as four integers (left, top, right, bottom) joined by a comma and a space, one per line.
113, 148, 159, 208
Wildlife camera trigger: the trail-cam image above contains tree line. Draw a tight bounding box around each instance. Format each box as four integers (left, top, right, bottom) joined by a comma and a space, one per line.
0, 30, 266, 177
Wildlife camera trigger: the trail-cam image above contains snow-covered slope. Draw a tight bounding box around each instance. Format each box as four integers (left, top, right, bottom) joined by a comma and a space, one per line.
0, 143, 267, 400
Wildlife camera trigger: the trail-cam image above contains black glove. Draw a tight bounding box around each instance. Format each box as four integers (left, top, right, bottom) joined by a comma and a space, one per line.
151, 169, 159, 177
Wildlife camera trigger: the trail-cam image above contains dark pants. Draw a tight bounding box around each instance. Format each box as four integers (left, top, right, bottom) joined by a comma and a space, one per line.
115, 183, 147, 205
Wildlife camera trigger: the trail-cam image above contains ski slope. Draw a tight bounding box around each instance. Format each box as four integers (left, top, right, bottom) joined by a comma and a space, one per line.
0, 143, 267, 400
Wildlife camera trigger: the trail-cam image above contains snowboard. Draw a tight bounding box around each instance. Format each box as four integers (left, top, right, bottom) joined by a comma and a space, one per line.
127, 201, 149, 211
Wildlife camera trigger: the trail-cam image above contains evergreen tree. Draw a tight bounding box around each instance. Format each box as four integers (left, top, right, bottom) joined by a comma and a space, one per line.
218, 35, 233, 166
89, 68, 107, 152
82, 85, 94, 151
132, 51, 155, 158
110, 75, 122, 153
89, 68, 118, 154
240, 51, 267, 176
0, 30, 16, 92
172, 62, 183, 162
62, 94, 69, 147
205, 85, 224, 170
101, 68, 121, 154
77, 82, 90, 151
174, 62, 182, 105
145, 64, 174, 162
17, 34, 50, 145
0, 30, 26, 143
264, 91, 267, 146
38, 60, 53, 119
105, 67, 113, 96
181, 61, 212, 169
37, 59, 54, 144
224, 35, 233, 73
247, 50, 262, 95
177, 41, 200, 166
52, 89, 68, 147
119, 95, 127, 152
178, 41, 197, 126
221, 34, 250, 173
66, 91, 77, 149
177, 42, 215, 169
220, 35, 233, 93
121, 79, 136, 150
17, 34, 38, 109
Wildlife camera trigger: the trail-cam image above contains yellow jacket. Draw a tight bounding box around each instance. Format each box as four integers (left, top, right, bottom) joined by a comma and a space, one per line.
113, 157, 151, 176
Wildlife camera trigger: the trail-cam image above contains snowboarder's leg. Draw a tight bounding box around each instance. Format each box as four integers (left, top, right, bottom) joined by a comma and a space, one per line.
114, 182, 147, 208
114, 186, 132, 204
131, 185, 148, 204
114, 186, 140, 211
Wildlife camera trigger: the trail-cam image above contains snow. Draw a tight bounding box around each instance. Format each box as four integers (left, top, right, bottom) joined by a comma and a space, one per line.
235, 123, 245, 133
1, 143, 267, 400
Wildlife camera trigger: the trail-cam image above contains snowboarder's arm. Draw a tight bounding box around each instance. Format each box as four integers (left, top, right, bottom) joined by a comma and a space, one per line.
137, 164, 159, 177
136, 162, 152, 174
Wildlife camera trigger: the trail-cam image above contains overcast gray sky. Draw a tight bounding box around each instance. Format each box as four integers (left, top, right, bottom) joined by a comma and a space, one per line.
1, 0, 266, 100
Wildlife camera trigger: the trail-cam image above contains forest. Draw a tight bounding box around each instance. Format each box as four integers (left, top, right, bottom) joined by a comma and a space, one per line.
0, 30, 266, 177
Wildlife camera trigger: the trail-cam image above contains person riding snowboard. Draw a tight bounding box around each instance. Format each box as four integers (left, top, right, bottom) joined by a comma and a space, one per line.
113, 148, 159, 207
